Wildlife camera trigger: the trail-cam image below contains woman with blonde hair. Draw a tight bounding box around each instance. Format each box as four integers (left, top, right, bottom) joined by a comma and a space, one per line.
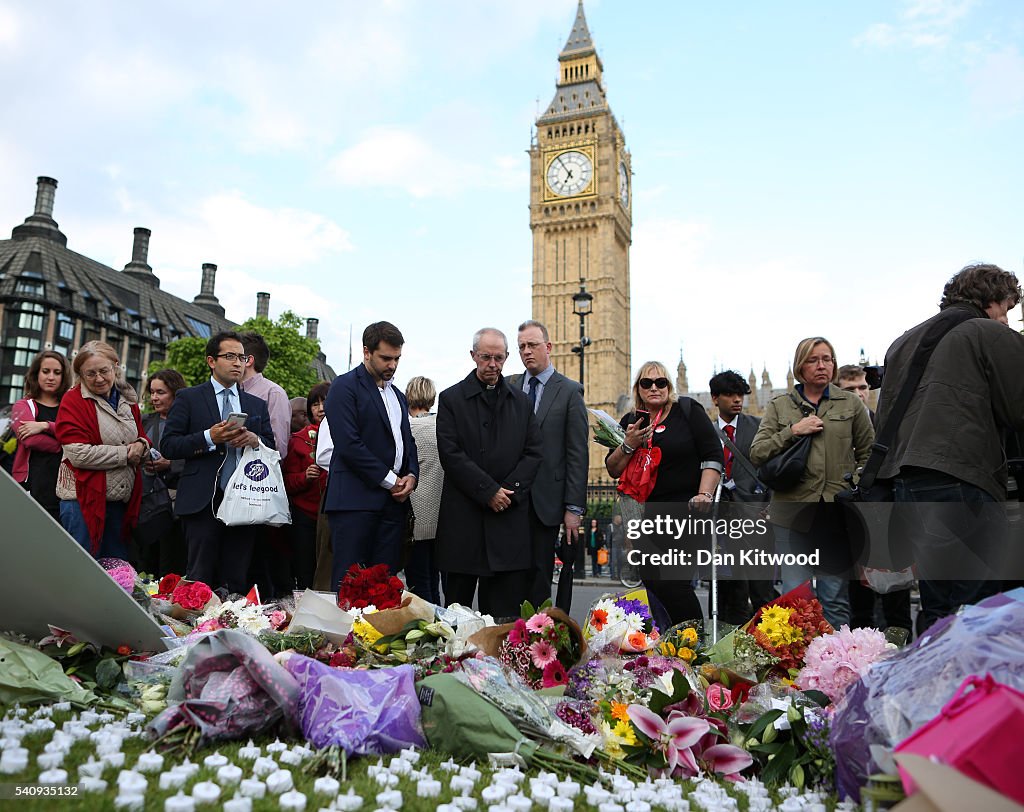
404, 375, 443, 603
55, 341, 149, 559
750, 336, 874, 628
606, 361, 724, 626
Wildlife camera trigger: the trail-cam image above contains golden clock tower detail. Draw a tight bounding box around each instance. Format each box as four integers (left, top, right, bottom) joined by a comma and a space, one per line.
530, 0, 632, 479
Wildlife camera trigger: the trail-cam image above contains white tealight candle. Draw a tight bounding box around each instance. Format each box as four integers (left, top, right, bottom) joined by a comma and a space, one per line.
117, 771, 147, 795
101, 752, 126, 769
252, 756, 277, 778
531, 783, 554, 804
376, 789, 403, 808
217, 764, 243, 786
136, 752, 164, 774
78, 759, 105, 779
436, 806, 459, 812
79, 776, 108, 793
177, 758, 198, 778
203, 752, 228, 769
279, 749, 303, 766
96, 712, 114, 723
38, 768, 68, 785
556, 780, 580, 799
417, 779, 441, 798
625, 801, 651, 812
292, 745, 313, 759
598, 803, 626, 812
266, 738, 287, 753
239, 778, 266, 799
0, 754, 28, 774
374, 772, 398, 788
549, 797, 574, 812
124, 712, 145, 725
114, 794, 145, 811
159, 772, 186, 791
450, 776, 474, 795
164, 791, 195, 812
222, 794, 253, 812
192, 780, 221, 805
505, 795, 532, 811
54, 701, 72, 712
440, 758, 459, 772
481, 785, 509, 803
266, 769, 294, 795
451, 797, 478, 811
333, 791, 364, 812
313, 776, 339, 796
585, 786, 612, 805
459, 766, 482, 783
278, 790, 307, 811
388, 757, 411, 776
399, 748, 420, 765
535, 771, 558, 787
238, 741, 261, 761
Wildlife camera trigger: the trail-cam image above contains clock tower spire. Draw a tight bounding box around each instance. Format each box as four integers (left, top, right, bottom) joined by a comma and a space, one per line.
530, 0, 632, 480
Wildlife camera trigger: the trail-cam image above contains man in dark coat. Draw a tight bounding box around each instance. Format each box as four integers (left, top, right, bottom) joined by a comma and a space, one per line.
436, 328, 543, 619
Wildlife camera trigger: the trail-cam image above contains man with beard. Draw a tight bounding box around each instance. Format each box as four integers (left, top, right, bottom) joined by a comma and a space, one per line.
435, 328, 543, 619
323, 321, 417, 590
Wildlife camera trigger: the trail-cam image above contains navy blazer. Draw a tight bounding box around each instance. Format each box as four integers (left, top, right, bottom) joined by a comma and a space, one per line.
161, 381, 276, 517
323, 364, 418, 512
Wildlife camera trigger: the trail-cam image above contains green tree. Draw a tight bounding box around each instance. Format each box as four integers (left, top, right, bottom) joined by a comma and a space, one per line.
147, 311, 322, 399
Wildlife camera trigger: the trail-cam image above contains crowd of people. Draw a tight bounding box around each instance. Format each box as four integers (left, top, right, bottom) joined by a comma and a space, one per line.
5, 262, 1023, 631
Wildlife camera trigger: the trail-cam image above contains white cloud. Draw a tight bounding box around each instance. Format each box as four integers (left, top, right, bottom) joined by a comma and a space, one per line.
855, 0, 975, 49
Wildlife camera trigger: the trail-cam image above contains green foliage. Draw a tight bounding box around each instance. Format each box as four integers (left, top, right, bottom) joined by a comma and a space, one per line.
146, 311, 323, 400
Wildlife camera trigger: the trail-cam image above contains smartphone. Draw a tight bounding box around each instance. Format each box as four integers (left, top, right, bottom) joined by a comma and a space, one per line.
633, 410, 650, 430
226, 412, 248, 429
149, 448, 162, 460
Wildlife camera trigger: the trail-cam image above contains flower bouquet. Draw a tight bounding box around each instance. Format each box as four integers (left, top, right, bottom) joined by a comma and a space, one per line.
795, 624, 895, 705
336, 563, 404, 611
193, 597, 289, 636
495, 605, 584, 690
148, 573, 218, 621
584, 590, 660, 653
589, 408, 626, 450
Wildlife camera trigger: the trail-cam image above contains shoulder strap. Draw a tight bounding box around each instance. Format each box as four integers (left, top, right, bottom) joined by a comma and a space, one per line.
714, 423, 767, 491
676, 396, 693, 420
858, 307, 979, 490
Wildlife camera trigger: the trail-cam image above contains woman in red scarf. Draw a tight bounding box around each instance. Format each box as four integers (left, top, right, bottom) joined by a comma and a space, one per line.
55, 341, 149, 559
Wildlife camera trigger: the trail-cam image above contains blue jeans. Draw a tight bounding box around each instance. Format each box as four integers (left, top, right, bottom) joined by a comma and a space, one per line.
774, 523, 850, 629
893, 467, 1003, 633
60, 499, 130, 560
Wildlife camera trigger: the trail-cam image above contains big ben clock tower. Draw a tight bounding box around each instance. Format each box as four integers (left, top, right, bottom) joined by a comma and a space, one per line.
530, 0, 632, 480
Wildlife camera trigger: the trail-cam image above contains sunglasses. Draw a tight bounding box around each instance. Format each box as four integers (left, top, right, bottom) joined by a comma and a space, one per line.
638, 377, 670, 390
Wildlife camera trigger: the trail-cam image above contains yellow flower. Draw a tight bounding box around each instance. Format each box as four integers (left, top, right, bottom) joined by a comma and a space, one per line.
352, 617, 382, 646
598, 721, 625, 758
757, 605, 803, 646
678, 646, 696, 662
659, 641, 678, 657
610, 702, 630, 723
681, 627, 698, 645
613, 720, 637, 746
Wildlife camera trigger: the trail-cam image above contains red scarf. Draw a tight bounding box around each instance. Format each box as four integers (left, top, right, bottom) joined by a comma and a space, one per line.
55, 385, 147, 554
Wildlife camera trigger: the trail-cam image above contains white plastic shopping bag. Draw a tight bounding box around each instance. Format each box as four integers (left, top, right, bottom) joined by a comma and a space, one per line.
216, 441, 292, 527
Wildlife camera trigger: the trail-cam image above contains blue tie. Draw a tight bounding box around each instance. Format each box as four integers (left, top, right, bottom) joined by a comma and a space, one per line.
219, 388, 238, 490
528, 376, 539, 412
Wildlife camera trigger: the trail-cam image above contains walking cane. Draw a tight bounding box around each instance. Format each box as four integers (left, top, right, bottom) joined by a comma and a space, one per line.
709, 478, 724, 645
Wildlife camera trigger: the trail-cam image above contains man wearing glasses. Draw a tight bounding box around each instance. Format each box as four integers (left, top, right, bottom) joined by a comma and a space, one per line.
161, 331, 276, 594
435, 328, 543, 619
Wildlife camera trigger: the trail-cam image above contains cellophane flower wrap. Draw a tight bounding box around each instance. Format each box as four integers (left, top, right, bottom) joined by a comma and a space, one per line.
744, 582, 833, 673
497, 608, 580, 690
171, 579, 215, 612
584, 590, 661, 653
98, 557, 137, 592
337, 563, 404, 611
796, 625, 895, 705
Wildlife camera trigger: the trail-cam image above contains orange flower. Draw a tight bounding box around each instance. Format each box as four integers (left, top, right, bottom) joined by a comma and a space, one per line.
627, 631, 648, 650
611, 702, 630, 723
116, 645, 132, 656
590, 608, 608, 632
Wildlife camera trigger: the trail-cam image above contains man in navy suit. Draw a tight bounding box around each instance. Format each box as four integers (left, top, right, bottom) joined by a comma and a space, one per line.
161, 331, 276, 594
323, 321, 418, 590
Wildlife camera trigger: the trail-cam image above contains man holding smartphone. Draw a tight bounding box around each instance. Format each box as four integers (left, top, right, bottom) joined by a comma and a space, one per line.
162, 331, 276, 594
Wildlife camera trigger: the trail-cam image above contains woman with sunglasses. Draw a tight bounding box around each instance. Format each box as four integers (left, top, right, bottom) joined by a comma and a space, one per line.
55, 341, 150, 560
606, 361, 724, 626
750, 337, 874, 629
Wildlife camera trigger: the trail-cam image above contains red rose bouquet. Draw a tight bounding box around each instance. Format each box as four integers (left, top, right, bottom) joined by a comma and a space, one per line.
156, 573, 183, 600
337, 563, 404, 611
171, 580, 214, 612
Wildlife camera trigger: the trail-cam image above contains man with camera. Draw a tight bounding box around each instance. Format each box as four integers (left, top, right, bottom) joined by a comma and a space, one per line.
875, 263, 1024, 632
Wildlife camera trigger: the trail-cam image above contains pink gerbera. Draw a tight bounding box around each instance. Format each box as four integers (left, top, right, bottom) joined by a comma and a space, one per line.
507, 618, 529, 646
542, 659, 568, 688
526, 613, 554, 633
530, 640, 557, 668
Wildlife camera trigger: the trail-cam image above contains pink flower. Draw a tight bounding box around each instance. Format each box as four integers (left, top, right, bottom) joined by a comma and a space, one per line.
541, 660, 568, 688
269, 610, 287, 630
507, 618, 528, 646
706, 683, 734, 712
526, 613, 554, 633
796, 624, 893, 704
701, 743, 753, 779
628, 705, 709, 778
529, 640, 557, 669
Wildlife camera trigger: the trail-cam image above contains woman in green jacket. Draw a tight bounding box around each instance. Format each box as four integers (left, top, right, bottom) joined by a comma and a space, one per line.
750, 337, 874, 629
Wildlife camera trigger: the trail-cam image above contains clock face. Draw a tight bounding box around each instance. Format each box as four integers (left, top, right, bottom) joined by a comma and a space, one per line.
546, 150, 593, 197
618, 161, 629, 207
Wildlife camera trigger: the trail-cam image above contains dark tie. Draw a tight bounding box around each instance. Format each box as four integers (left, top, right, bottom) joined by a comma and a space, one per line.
219, 388, 238, 490
723, 423, 735, 480
528, 376, 539, 412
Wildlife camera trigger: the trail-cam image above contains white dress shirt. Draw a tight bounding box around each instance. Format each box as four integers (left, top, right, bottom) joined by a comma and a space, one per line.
204, 379, 240, 449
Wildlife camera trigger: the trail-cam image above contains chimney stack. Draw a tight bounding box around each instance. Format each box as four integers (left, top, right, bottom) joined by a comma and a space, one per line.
121, 227, 159, 287
306, 318, 319, 342
193, 262, 225, 317
12, 176, 67, 246
256, 292, 270, 320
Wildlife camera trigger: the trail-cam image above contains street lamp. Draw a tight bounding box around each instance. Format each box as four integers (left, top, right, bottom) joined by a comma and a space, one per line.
571, 278, 593, 391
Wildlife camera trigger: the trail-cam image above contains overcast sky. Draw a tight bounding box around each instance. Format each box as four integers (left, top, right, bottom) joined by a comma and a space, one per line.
1, 0, 1021, 397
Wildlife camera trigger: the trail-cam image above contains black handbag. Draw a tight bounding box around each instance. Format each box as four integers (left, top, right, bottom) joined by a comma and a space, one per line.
757, 394, 814, 490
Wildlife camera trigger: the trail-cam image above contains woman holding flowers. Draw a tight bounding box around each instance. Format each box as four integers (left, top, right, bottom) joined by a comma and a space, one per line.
11, 349, 71, 520
750, 337, 874, 629
283, 381, 330, 590
606, 361, 724, 626
55, 341, 150, 559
